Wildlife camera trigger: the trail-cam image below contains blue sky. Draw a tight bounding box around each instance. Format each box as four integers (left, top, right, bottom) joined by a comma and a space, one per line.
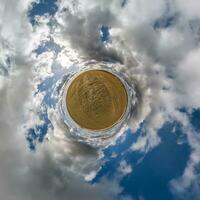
1, 0, 200, 200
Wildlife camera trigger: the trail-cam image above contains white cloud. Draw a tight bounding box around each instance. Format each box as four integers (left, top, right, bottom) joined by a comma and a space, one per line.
170, 122, 200, 199
118, 160, 132, 176
175, 48, 200, 108
0, 1, 123, 200
54, 0, 200, 198
175, 0, 200, 19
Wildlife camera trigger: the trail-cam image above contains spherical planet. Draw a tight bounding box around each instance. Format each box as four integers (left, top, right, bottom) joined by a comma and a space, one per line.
66, 69, 128, 131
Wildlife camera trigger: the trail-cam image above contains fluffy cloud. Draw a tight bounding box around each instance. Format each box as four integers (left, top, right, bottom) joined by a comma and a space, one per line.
0, 0, 123, 199
175, 48, 200, 108
54, 0, 200, 197
118, 160, 132, 176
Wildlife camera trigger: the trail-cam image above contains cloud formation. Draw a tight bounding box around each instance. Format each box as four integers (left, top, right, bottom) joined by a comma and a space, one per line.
1, 0, 200, 199
0, 0, 123, 199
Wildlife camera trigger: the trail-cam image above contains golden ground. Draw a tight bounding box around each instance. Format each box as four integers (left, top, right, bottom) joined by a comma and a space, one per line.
66, 70, 127, 131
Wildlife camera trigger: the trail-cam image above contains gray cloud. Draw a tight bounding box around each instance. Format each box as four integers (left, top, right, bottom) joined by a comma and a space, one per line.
54, 0, 200, 198
0, 0, 123, 200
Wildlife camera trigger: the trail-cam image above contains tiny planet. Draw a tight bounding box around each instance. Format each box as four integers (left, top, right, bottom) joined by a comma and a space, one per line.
66, 69, 128, 131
